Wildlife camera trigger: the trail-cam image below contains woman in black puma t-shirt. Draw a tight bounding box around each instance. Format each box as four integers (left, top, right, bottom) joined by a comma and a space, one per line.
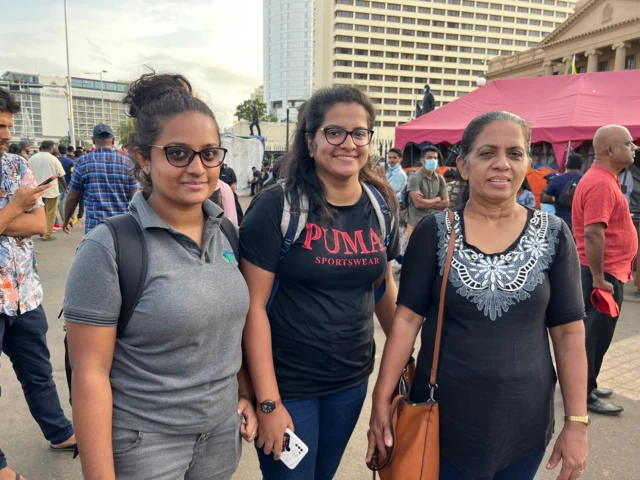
240, 85, 399, 480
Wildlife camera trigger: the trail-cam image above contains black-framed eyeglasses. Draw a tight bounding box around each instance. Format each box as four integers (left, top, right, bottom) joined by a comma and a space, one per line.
149, 145, 227, 168
320, 127, 374, 147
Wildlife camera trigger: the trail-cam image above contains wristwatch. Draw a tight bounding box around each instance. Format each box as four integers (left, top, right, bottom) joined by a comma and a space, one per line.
564, 415, 591, 426
260, 397, 282, 414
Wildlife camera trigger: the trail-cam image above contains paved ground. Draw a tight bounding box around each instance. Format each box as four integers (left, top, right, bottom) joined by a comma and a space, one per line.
1, 200, 639, 479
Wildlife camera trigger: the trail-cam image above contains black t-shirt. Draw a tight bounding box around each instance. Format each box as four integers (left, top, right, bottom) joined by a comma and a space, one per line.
219, 166, 237, 186
240, 185, 400, 399
398, 205, 584, 480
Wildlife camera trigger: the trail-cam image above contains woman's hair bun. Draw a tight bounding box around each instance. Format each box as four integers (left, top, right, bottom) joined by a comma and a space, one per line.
123, 71, 193, 118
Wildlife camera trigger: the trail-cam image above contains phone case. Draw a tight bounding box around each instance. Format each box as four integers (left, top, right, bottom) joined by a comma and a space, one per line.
280, 428, 309, 470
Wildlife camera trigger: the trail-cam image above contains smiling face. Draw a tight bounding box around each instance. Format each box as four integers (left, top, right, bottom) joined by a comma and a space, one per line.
458, 120, 530, 206
134, 111, 221, 208
306, 102, 370, 182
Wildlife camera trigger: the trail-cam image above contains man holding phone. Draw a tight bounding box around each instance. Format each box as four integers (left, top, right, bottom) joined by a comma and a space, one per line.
0, 88, 76, 480
28, 140, 67, 240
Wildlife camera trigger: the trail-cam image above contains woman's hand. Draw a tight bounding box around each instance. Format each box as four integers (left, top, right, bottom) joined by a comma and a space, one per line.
366, 399, 393, 465
237, 396, 259, 443
256, 405, 294, 461
546, 423, 588, 480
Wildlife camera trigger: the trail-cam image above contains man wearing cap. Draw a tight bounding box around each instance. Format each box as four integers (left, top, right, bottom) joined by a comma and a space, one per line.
28, 140, 68, 240
62, 123, 139, 234
572, 125, 638, 416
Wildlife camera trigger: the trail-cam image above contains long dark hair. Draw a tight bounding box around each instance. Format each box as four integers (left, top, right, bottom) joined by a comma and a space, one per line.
122, 72, 219, 197
282, 85, 398, 222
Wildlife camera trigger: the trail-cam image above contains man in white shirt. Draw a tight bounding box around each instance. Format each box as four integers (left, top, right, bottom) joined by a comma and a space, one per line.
28, 140, 68, 240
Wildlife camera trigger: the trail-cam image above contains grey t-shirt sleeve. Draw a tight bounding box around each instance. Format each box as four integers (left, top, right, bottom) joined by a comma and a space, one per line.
63, 224, 122, 326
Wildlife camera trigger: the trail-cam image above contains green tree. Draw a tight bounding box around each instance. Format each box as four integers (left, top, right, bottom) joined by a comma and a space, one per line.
235, 99, 278, 122
58, 135, 71, 146
117, 118, 135, 145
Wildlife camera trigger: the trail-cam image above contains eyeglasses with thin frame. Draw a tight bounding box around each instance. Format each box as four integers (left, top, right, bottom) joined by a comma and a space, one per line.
149, 145, 227, 168
320, 127, 374, 147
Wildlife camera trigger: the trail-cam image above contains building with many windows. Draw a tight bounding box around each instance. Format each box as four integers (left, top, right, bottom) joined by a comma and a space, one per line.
486, 0, 639, 79
264, 0, 315, 120
0, 71, 129, 146
313, 0, 577, 127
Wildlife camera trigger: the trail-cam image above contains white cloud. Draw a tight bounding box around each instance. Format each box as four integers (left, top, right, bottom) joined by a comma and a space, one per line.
0, 0, 264, 127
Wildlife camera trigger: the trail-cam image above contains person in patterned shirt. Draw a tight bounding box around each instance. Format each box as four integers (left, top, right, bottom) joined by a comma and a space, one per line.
62, 123, 139, 234
0, 88, 76, 480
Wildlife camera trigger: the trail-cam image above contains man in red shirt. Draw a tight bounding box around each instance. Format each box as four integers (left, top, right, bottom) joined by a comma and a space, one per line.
573, 125, 638, 416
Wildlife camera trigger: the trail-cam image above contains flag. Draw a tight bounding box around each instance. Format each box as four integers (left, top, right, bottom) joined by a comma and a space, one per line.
567, 54, 577, 75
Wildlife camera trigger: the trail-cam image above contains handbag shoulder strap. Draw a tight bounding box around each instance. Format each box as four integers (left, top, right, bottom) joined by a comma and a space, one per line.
429, 209, 456, 390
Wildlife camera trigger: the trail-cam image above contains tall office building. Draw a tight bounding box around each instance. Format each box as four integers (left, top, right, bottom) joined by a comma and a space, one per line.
314, 0, 577, 127
1, 71, 129, 145
264, 0, 315, 120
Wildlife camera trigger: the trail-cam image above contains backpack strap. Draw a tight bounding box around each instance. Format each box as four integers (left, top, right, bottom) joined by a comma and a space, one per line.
103, 214, 148, 339
362, 183, 392, 249
268, 185, 306, 312
219, 215, 240, 263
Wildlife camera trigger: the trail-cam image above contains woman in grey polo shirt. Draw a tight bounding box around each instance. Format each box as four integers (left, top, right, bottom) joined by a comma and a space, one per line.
64, 73, 257, 480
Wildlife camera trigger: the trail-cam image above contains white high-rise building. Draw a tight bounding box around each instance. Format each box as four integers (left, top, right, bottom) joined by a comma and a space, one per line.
263, 0, 315, 120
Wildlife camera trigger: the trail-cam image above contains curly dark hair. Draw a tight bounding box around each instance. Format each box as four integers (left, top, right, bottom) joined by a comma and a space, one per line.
0, 88, 21, 114
282, 85, 398, 222
122, 71, 219, 197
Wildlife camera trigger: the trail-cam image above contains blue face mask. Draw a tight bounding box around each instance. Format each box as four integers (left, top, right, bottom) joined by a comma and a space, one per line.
424, 159, 438, 172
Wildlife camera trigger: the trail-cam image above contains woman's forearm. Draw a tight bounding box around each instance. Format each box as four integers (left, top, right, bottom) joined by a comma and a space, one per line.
72, 371, 115, 480
237, 362, 255, 400
243, 307, 280, 402
553, 327, 588, 417
374, 266, 398, 336
373, 309, 423, 405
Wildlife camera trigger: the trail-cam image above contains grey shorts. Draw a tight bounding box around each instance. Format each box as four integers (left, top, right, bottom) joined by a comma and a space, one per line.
112, 411, 243, 480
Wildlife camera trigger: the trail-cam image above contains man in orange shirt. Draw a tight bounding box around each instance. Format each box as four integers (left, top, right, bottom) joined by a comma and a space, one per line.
573, 125, 638, 416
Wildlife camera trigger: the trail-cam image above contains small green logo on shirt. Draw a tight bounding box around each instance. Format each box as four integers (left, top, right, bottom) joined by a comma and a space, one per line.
222, 251, 236, 263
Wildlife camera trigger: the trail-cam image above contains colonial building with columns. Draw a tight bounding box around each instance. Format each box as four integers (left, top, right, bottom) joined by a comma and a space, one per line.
486, 0, 639, 79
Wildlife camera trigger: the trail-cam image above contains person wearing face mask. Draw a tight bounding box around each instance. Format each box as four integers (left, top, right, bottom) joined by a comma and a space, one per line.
385, 147, 407, 195
405, 146, 449, 240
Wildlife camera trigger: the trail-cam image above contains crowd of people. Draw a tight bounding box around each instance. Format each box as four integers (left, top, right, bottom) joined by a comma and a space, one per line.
0, 70, 638, 480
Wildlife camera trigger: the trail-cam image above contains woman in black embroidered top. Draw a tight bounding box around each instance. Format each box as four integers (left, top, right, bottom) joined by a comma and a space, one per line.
367, 111, 589, 480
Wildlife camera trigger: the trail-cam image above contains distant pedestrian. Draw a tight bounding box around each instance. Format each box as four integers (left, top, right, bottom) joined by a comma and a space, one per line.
444, 168, 468, 208
18, 140, 30, 160
516, 178, 536, 208
573, 125, 638, 416
28, 140, 68, 240
219, 163, 238, 193
0, 87, 76, 480
405, 146, 448, 240
62, 123, 139, 234
250, 166, 260, 195
56, 145, 77, 225
250, 104, 262, 137
542, 153, 584, 230
385, 147, 407, 194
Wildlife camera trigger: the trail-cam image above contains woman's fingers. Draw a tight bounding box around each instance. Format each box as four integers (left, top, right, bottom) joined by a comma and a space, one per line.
366, 429, 377, 463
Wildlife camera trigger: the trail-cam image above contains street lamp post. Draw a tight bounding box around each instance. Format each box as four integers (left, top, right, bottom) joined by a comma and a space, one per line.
63, 0, 76, 148
84, 70, 108, 122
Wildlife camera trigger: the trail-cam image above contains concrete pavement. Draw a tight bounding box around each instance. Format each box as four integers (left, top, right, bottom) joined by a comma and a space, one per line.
1, 205, 639, 479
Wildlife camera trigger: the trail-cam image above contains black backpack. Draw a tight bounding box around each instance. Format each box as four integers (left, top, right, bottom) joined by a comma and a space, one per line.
63, 213, 239, 404
557, 175, 581, 209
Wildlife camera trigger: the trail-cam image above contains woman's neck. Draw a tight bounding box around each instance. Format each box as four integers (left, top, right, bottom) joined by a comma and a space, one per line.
147, 193, 205, 231
464, 196, 521, 222
317, 170, 363, 206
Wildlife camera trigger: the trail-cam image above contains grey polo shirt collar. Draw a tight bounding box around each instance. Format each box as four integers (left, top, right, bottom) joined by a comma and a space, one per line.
128, 192, 223, 231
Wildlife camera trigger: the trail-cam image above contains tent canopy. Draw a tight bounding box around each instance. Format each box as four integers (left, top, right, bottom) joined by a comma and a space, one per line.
395, 71, 640, 170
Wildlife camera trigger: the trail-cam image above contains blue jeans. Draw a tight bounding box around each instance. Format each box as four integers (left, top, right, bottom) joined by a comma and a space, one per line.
0, 306, 74, 469
440, 452, 545, 480
257, 380, 368, 480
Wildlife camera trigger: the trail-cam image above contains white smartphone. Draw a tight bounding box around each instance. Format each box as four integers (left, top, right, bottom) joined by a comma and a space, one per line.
280, 428, 309, 470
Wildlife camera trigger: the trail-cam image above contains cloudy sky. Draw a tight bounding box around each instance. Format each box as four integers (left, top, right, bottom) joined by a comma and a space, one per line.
1, 0, 263, 127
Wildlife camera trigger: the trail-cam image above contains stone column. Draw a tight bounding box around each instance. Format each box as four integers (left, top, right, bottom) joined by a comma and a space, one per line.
543, 61, 556, 76
585, 50, 602, 73
612, 42, 631, 71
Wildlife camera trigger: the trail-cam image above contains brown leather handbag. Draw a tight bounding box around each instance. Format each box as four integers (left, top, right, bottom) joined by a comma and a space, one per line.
367, 210, 457, 480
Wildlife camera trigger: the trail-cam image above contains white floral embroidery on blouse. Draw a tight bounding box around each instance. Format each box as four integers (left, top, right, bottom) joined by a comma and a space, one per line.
437, 210, 561, 321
